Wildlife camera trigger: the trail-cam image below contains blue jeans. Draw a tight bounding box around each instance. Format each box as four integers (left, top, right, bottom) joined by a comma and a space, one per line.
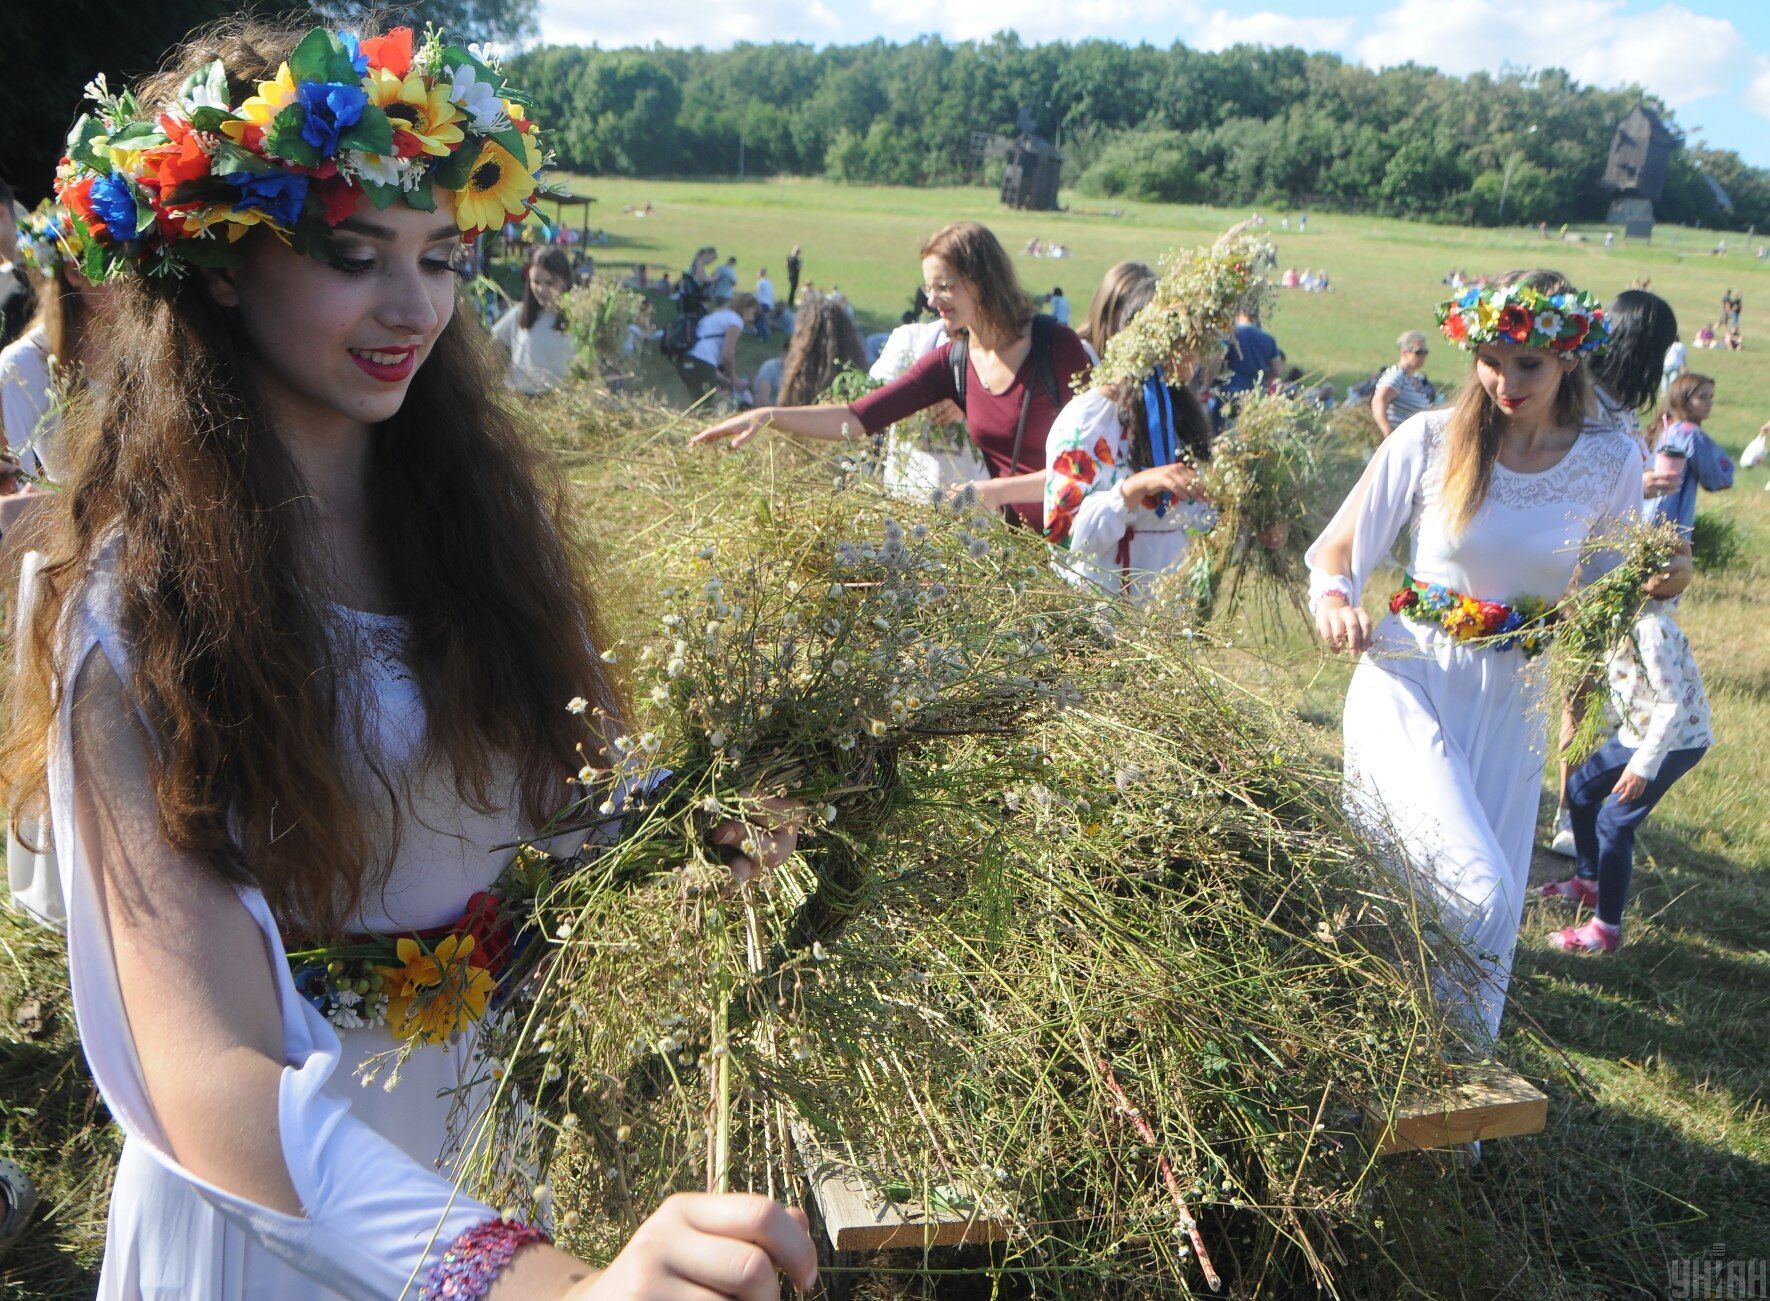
1566, 736, 1706, 926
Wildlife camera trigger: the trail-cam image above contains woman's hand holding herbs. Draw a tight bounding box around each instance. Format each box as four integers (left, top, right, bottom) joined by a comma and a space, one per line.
711, 796, 805, 883
1117, 461, 1204, 507
563, 1191, 818, 1299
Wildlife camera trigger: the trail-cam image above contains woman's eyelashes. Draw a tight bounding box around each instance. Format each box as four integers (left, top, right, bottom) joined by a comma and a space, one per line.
330, 250, 459, 276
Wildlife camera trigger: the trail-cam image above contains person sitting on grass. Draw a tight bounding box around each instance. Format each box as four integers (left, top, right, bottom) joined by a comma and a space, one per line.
1542, 576, 1710, 954
1370, 331, 1436, 439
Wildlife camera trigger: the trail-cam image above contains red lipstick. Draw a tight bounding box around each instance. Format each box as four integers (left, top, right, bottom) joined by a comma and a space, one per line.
348, 345, 419, 383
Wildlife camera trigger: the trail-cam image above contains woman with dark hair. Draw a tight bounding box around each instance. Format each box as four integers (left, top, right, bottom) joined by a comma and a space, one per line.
4, 19, 814, 1298
693, 221, 1089, 526
1043, 262, 1215, 600
1591, 288, 1684, 499
491, 244, 574, 395
1306, 270, 1648, 1045
776, 294, 868, 406
0, 203, 115, 484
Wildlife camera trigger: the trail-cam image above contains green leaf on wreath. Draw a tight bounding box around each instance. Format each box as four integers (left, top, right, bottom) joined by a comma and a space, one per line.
287, 27, 361, 86
336, 105, 394, 157
264, 104, 320, 168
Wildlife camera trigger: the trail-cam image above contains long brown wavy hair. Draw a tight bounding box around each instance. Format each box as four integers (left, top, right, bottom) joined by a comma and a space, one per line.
779, 296, 868, 405
32, 268, 92, 373
1439, 268, 1594, 537
1, 17, 622, 941
920, 222, 1033, 343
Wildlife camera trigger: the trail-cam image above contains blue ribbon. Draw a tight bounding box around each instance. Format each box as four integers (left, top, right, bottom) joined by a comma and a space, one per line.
1141, 365, 1179, 518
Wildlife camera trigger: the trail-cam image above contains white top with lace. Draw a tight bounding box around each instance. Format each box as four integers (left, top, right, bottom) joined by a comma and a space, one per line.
1306, 409, 1642, 610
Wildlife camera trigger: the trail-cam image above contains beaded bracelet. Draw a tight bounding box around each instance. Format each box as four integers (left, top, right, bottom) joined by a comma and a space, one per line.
419, 1217, 552, 1300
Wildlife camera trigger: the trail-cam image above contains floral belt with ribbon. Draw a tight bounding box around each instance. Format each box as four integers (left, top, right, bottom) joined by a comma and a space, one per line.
1388, 574, 1557, 658
287, 846, 554, 1044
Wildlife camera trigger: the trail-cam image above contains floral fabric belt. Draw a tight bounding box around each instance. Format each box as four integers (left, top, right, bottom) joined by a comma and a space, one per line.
1388, 574, 1556, 658
287, 845, 555, 1043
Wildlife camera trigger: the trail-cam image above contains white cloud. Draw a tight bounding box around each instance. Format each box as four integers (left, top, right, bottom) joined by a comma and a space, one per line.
1193, 11, 1355, 53
1748, 57, 1770, 120
1353, 0, 1745, 109
536, 0, 842, 48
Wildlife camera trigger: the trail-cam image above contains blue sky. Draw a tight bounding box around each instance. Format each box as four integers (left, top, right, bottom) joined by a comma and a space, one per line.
534, 0, 1770, 167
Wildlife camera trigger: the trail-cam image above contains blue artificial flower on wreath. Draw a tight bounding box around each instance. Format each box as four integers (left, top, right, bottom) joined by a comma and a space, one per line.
295, 80, 368, 156
225, 169, 310, 228
1422, 583, 1453, 613
337, 29, 370, 76
88, 173, 139, 238
1497, 609, 1526, 635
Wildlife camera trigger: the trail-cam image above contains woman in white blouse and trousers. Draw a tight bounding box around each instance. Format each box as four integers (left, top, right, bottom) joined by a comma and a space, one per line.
1307, 270, 1647, 1047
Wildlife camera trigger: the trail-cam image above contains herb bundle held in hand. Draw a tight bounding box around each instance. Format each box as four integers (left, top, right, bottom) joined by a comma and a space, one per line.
458, 421, 1464, 1297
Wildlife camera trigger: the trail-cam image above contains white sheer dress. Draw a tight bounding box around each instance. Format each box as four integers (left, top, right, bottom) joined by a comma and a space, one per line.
1305, 410, 1642, 1042
50, 541, 564, 1299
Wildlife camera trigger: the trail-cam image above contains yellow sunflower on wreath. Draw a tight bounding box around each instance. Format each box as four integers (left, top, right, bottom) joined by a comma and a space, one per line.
452, 124, 542, 233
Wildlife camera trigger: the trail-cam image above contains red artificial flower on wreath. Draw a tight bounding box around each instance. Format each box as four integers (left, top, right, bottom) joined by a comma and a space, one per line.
1390, 589, 1419, 614
139, 120, 212, 204
1476, 601, 1508, 633
1093, 437, 1116, 467
314, 175, 362, 225
1443, 312, 1468, 343
1495, 304, 1532, 342
458, 890, 515, 975
1052, 447, 1098, 487
360, 27, 414, 78
59, 175, 104, 238
1554, 314, 1588, 352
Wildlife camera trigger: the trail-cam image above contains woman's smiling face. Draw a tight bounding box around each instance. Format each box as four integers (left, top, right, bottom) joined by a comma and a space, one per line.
206, 193, 462, 433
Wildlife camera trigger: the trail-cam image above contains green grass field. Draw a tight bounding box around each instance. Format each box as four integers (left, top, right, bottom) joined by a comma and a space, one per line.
2, 178, 1764, 1298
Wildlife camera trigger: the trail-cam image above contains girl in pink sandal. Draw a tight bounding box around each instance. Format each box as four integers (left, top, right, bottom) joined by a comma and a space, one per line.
1543, 587, 1713, 953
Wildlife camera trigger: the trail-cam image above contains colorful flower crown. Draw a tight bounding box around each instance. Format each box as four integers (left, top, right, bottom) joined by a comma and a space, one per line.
17, 200, 86, 277
53, 25, 544, 281
1436, 284, 1610, 355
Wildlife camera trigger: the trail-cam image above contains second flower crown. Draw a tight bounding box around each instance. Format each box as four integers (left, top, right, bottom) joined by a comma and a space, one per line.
53, 24, 545, 281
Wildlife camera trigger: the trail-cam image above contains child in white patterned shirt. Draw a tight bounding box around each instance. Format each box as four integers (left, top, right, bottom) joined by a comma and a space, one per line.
1541, 597, 1715, 952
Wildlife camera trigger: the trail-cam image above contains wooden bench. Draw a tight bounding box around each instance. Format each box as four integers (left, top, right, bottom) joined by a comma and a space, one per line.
789, 1123, 1012, 1253
1366, 1063, 1548, 1156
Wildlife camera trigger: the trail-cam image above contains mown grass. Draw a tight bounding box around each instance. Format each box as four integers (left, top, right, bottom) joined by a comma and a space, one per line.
1, 179, 1764, 1297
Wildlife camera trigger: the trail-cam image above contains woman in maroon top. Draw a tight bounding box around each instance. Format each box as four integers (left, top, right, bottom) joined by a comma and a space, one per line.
692, 222, 1090, 527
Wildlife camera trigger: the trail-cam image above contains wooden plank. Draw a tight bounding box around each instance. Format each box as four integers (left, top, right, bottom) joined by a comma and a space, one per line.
1366, 1064, 1548, 1156
789, 1123, 1012, 1253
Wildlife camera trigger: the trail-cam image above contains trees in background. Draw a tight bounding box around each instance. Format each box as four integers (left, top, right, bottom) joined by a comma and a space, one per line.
506, 35, 1765, 230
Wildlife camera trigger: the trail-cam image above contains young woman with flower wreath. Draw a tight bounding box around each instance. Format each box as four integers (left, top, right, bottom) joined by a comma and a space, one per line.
1304, 270, 1648, 1045
0, 201, 115, 486
1, 19, 815, 1301
1041, 260, 1216, 600
692, 221, 1090, 526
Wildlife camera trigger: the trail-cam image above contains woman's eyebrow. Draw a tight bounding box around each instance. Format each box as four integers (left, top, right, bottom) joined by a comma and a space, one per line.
332, 218, 463, 245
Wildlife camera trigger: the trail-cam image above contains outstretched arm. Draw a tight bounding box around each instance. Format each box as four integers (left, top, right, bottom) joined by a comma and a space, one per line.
691, 404, 863, 448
